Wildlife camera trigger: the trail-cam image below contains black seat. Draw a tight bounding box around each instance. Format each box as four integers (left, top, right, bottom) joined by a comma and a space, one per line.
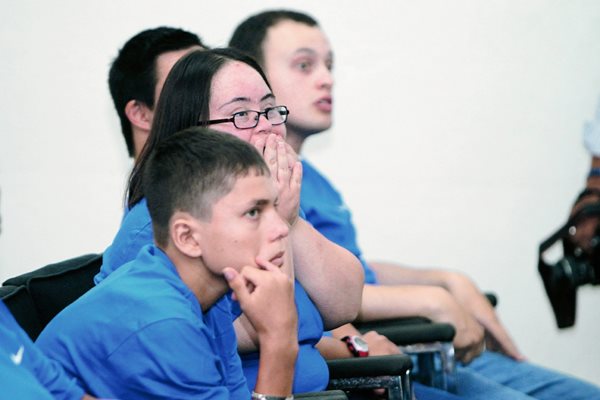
1, 285, 43, 340
2, 253, 102, 340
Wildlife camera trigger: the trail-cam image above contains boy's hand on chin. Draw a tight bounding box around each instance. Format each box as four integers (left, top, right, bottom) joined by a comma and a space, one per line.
224, 262, 297, 341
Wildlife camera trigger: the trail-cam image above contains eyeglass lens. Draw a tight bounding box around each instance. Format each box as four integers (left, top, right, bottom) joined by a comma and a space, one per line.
234, 107, 286, 128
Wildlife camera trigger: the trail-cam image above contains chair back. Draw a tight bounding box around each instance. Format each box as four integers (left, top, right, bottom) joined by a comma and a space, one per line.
2, 253, 102, 340
1, 285, 43, 339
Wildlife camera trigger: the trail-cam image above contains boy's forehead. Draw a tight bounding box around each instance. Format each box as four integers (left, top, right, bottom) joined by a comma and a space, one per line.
216, 171, 275, 206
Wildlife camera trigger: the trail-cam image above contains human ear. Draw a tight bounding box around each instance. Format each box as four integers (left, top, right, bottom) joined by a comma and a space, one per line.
170, 213, 203, 258
124, 99, 153, 132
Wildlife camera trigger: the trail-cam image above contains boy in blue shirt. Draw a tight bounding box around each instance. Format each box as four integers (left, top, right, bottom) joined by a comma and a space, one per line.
37, 128, 298, 399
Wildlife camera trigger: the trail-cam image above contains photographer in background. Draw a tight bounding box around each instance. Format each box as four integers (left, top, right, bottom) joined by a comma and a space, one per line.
540, 98, 600, 329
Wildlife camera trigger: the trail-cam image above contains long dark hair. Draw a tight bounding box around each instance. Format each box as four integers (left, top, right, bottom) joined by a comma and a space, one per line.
127, 47, 272, 208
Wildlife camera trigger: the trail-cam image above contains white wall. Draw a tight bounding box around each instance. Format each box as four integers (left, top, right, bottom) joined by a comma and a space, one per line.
1, 0, 599, 386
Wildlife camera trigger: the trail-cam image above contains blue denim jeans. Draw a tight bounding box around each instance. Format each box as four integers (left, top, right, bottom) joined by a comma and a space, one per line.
451, 350, 600, 400
414, 382, 462, 400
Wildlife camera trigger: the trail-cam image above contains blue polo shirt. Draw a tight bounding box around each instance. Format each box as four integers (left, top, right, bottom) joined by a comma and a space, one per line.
94, 198, 153, 284
300, 159, 379, 284
0, 302, 84, 400
95, 198, 328, 394
37, 245, 249, 399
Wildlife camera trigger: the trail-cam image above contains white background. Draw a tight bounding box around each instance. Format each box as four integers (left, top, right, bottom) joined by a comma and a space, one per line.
1, 0, 600, 386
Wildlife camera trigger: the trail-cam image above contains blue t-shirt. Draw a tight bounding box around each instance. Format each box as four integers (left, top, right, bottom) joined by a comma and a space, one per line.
0, 302, 84, 400
37, 245, 249, 399
300, 160, 379, 284
95, 198, 328, 394
94, 198, 153, 284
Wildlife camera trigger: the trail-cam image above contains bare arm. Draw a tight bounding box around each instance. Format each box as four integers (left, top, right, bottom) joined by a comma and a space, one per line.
255, 134, 364, 330
359, 284, 485, 363
225, 261, 298, 397
291, 219, 364, 329
369, 261, 456, 286
234, 316, 258, 353
368, 261, 524, 360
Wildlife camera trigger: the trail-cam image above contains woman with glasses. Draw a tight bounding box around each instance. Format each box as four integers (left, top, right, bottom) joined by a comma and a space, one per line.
96, 47, 364, 395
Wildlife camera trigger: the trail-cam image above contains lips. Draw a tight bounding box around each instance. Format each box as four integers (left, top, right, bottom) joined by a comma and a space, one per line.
269, 251, 285, 267
315, 96, 332, 112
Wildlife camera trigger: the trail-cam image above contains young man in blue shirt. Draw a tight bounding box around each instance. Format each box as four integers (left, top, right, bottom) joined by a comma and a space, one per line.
37, 128, 298, 399
229, 9, 600, 399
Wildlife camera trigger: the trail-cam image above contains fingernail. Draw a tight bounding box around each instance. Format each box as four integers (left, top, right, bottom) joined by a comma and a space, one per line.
223, 269, 234, 281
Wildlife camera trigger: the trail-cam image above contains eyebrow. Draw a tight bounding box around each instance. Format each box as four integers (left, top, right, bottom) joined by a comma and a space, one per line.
245, 194, 278, 209
293, 48, 334, 59
218, 93, 275, 110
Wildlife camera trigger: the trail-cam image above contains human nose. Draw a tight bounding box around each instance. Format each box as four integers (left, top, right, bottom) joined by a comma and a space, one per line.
317, 65, 333, 90
254, 111, 274, 134
269, 210, 290, 242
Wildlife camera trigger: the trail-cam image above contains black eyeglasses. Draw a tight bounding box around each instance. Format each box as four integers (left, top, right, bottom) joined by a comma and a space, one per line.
199, 106, 289, 129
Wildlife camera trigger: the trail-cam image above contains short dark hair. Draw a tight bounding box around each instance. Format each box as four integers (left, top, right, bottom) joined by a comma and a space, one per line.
127, 47, 272, 208
229, 10, 318, 66
144, 127, 269, 246
108, 27, 204, 157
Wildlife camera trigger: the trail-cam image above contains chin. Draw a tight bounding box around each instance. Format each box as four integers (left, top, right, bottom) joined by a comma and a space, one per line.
313, 120, 332, 133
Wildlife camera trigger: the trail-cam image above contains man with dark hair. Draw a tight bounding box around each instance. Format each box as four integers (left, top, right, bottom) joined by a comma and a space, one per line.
108, 27, 204, 158
230, 9, 600, 400
37, 128, 298, 399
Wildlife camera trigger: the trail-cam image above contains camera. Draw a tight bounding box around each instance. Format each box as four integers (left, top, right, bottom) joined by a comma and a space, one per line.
538, 202, 600, 328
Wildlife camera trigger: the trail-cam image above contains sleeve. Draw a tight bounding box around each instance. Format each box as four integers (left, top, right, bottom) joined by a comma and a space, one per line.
24, 343, 86, 400
95, 203, 154, 284
0, 302, 85, 400
105, 318, 238, 399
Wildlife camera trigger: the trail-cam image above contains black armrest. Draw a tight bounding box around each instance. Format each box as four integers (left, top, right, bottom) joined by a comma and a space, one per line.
327, 355, 413, 399
327, 354, 412, 379
296, 390, 348, 399
354, 318, 455, 345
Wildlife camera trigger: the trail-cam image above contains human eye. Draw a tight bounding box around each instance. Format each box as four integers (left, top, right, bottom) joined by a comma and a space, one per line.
325, 58, 333, 71
265, 107, 280, 119
234, 110, 252, 123
294, 58, 314, 73
245, 207, 261, 219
